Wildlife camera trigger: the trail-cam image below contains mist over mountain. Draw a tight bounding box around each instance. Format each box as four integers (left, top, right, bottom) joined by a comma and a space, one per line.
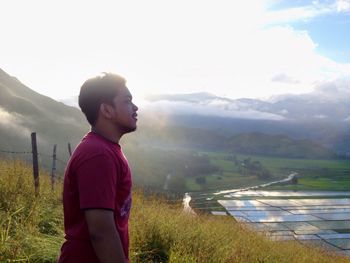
60, 79, 350, 123
0, 67, 348, 166
141, 80, 350, 155
145, 79, 350, 122
59, 79, 350, 155
0, 68, 88, 170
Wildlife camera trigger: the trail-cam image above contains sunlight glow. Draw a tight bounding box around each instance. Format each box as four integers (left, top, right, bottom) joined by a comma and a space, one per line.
0, 0, 349, 101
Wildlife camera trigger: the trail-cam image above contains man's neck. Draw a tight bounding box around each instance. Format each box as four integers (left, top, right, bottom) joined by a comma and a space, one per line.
91, 126, 121, 144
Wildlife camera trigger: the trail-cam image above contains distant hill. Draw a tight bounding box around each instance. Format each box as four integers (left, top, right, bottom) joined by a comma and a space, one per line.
128, 123, 337, 159
62, 84, 350, 156
141, 89, 350, 155
228, 133, 336, 159
145, 80, 350, 122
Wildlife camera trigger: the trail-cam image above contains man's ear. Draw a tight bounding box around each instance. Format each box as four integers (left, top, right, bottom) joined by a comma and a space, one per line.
100, 103, 114, 119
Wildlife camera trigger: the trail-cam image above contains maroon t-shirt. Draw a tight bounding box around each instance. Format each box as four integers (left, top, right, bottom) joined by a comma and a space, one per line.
58, 132, 132, 262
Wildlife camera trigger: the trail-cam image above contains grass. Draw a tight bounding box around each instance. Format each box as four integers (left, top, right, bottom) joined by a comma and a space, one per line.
1, 159, 350, 262
185, 152, 275, 191
198, 152, 350, 191
185, 173, 262, 192
0, 159, 63, 262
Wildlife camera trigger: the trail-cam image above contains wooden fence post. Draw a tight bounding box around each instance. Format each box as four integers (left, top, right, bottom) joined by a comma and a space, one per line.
68, 143, 72, 157
31, 132, 39, 196
51, 144, 57, 191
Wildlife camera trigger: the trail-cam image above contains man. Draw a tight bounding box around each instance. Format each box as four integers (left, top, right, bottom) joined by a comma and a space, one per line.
58, 73, 138, 263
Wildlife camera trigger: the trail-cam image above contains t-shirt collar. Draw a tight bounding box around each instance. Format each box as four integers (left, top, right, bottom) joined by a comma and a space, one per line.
88, 131, 121, 148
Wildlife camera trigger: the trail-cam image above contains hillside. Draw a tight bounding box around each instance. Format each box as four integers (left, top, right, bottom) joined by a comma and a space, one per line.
129, 124, 337, 159
1, 159, 349, 262
228, 133, 336, 159
0, 68, 88, 170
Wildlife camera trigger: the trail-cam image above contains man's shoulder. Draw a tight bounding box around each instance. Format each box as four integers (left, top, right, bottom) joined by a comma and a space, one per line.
73, 133, 118, 161
68, 141, 110, 173
79, 134, 105, 150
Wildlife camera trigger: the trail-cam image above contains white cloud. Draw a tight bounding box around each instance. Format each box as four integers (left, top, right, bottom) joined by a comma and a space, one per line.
271, 73, 300, 84
265, 5, 327, 24
265, 0, 350, 24
0, 107, 31, 138
280, 109, 289, 115
335, 0, 350, 12
143, 100, 285, 121
312, 79, 350, 100
313, 114, 328, 119
60, 96, 79, 108
0, 0, 349, 102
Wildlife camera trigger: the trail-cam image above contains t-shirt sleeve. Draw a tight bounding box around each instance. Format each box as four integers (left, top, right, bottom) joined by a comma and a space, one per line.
76, 154, 117, 210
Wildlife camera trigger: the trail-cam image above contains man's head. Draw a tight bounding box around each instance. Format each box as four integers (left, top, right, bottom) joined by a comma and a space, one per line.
79, 73, 138, 134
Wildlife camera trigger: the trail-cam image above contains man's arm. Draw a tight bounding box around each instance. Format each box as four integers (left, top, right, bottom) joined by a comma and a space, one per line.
85, 209, 126, 263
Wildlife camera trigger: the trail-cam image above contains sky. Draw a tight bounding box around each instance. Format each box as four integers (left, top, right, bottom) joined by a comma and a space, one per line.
1, 0, 350, 104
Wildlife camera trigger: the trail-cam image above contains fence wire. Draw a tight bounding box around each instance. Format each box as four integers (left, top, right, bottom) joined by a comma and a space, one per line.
0, 148, 68, 166
0, 149, 32, 154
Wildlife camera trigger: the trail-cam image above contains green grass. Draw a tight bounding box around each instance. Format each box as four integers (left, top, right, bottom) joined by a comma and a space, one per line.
199, 152, 350, 191
1, 159, 350, 262
267, 177, 350, 191
185, 152, 275, 191
185, 173, 263, 192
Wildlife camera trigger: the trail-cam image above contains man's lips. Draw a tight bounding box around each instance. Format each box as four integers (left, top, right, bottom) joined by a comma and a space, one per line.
132, 113, 138, 120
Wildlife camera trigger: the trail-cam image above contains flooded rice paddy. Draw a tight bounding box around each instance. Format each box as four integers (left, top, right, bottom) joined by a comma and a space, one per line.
214, 190, 350, 257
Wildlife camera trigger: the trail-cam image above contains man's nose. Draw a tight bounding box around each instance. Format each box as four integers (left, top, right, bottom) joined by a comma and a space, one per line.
133, 103, 138, 111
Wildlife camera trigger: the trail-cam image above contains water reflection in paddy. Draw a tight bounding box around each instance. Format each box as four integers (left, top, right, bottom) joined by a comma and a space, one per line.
216, 190, 350, 256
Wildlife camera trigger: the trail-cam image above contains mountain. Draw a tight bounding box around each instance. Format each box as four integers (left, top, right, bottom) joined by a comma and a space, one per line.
0, 67, 345, 164
125, 121, 336, 159
0, 68, 89, 170
142, 82, 350, 155
139, 114, 349, 153
61, 80, 350, 126
145, 80, 350, 122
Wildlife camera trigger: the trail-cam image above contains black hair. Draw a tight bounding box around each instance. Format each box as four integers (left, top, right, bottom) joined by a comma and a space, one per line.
78, 73, 126, 126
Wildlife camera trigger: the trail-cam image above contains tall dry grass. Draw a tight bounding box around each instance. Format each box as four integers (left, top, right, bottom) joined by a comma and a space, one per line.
0, 159, 63, 262
0, 159, 349, 262
130, 193, 350, 263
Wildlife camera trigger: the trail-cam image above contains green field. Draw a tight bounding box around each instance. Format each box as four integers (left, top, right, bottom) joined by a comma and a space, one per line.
184, 151, 350, 192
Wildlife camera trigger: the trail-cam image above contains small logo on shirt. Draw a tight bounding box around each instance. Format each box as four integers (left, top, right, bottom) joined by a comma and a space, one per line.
120, 194, 132, 218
